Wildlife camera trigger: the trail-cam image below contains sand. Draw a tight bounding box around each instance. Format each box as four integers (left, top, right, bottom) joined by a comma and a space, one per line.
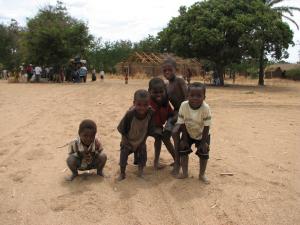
0, 78, 299, 225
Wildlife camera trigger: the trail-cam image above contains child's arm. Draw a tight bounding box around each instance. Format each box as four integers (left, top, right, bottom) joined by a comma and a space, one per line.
200, 126, 210, 153
178, 78, 188, 100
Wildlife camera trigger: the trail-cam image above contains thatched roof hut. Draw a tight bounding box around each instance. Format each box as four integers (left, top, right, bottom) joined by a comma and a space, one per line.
115, 52, 203, 77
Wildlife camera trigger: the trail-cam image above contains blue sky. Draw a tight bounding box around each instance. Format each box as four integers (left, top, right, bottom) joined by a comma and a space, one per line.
0, 0, 299, 63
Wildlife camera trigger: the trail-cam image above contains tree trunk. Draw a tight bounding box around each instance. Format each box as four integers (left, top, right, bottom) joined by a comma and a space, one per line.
216, 65, 224, 86
258, 46, 265, 86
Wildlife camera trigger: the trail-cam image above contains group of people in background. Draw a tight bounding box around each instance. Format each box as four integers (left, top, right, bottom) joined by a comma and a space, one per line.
0, 63, 105, 83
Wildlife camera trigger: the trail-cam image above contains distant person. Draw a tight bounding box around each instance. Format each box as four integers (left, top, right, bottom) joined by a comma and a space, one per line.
26, 64, 33, 82
117, 89, 155, 181
34, 65, 42, 82
162, 57, 188, 175
92, 68, 96, 81
79, 65, 88, 82
174, 82, 212, 183
100, 70, 105, 80
148, 77, 176, 169
66, 119, 107, 181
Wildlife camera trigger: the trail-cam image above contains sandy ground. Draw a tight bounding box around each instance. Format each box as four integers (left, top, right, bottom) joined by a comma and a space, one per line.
0, 78, 299, 225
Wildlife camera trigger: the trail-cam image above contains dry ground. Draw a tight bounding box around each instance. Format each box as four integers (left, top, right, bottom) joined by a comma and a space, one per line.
0, 78, 299, 225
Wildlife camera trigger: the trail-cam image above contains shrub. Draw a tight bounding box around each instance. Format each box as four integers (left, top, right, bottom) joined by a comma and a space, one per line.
286, 68, 300, 80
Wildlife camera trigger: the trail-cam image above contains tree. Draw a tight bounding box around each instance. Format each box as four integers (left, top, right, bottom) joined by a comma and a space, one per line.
263, 0, 300, 29
158, 1, 258, 85
0, 19, 24, 70
87, 38, 134, 72
158, 0, 294, 86
247, 1, 294, 85
24, 1, 92, 68
134, 35, 159, 53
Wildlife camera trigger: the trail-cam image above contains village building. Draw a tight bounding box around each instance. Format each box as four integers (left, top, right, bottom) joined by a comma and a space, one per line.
265, 63, 300, 78
115, 52, 204, 78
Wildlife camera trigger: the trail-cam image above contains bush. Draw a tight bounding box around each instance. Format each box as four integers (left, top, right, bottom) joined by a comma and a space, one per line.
286, 68, 300, 80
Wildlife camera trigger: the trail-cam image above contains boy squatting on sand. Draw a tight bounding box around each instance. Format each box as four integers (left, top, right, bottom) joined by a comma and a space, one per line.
162, 58, 188, 175
117, 89, 155, 181
148, 77, 176, 169
66, 119, 107, 181
174, 82, 212, 183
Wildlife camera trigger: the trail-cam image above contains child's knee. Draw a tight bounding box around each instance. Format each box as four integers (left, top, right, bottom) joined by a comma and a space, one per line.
98, 153, 107, 164
66, 155, 79, 168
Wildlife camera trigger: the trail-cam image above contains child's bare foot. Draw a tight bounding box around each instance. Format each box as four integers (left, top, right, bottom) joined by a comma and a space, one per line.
65, 173, 78, 181
137, 167, 144, 178
176, 173, 188, 179
117, 173, 126, 181
154, 162, 165, 170
199, 174, 210, 184
97, 171, 108, 178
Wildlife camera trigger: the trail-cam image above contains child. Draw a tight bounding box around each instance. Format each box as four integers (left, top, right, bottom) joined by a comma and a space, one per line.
162, 58, 188, 175
148, 77, 176, 169
175, 82, 211, 183
66, 119, 107, 181
117, 89, 154, 181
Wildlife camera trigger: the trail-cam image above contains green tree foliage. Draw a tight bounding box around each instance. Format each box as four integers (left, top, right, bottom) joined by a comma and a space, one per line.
158, 0, 294, 86
133, 35, 159, 53
0, 19, 23, 70
87, 38, 134, 72
263, 0, 300, 29
24, 1, 92, 67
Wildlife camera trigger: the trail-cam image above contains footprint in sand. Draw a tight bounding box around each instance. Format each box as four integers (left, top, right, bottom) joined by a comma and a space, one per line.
10, 169, 31, 183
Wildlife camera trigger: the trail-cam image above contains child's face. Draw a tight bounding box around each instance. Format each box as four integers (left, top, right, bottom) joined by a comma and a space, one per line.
134, 98, 149, 117
162, 64, 175, 81
150, 86, 166, 104
188, 87, 205, 109
79, 129, 96, 146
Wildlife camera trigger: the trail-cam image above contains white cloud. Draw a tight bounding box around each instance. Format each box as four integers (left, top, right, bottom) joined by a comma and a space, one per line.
0, 0, 299, 62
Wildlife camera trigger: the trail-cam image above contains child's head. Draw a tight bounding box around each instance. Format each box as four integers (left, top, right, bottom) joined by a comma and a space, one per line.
148, 77, 167, 104
162, 58, 176, 81
78, 119, 97, 146
133, 89, 150, 117
188, 82, 206, 109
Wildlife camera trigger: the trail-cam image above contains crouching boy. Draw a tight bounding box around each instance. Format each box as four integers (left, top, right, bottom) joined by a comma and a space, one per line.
66, 119, 107, 181
117, 89, 154, 181
175, 82, 212, 183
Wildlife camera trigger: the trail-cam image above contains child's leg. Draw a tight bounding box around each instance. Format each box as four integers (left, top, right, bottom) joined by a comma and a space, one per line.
171, 133, 180, 175
162, 136, 176, 162
177, 155, 189, 179
66, 155, 80, 181
118, 147, 129, 181
199, 158, 209, 184
137, 144, 147, 177
154, 137, 163, 170
95, 152, 107, 176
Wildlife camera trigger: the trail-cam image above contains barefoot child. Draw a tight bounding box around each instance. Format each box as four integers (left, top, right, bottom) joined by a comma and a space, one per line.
117, 89, 154, 181
66, 119, 107, 181
162, 58, 188, 174
175, 82, 211, 183
148, 77, 176, 169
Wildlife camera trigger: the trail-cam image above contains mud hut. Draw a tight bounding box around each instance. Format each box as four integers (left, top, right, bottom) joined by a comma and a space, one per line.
115, 52, 203, 77
265, 63, 300, 78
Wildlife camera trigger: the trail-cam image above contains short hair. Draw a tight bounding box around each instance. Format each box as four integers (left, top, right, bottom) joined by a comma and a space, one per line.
149, 77, 165, 90
78, 119, 97, 135
162, 57, 176, 69
134, 89, 149, 101
188, 82, 206, 95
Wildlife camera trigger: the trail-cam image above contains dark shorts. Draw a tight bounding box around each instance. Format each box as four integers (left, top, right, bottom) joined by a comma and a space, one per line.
178, 134, 211, 159
119, 143, 147, 167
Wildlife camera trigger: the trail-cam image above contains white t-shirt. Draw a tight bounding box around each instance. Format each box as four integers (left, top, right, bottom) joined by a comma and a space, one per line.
177, 100, 212, 140
35, 66, 42, 75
